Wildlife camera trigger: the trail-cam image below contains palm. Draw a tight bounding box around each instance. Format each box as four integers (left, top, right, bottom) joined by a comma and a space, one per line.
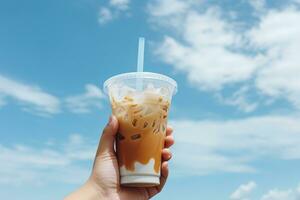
92, 125, 174, 200
94, 154, 163, 199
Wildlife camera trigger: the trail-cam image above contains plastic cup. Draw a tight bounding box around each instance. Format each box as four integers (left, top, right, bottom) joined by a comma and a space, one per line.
103, 72, 177, 187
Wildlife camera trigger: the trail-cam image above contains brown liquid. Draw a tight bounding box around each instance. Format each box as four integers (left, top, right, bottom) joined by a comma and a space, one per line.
111, 94, 169, 174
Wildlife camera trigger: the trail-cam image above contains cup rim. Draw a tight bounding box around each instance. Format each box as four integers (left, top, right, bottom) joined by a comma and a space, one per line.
103, 72, 178, 95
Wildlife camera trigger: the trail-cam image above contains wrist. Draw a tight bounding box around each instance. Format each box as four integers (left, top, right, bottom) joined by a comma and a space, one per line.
86, 178, 107, 199
87, 177, 120, 200
64, 179, 106, 200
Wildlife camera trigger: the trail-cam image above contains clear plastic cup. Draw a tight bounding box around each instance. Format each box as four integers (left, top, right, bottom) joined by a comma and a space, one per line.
103, 72, 177, 187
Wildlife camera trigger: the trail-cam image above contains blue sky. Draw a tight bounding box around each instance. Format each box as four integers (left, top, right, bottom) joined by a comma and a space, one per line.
1, 0, 300, 199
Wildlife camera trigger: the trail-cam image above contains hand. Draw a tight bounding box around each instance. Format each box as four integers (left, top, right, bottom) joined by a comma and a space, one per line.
65, 115, 174, 200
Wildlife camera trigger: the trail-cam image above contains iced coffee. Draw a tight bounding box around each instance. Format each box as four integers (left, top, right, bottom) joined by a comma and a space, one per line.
103, 72, 177, 187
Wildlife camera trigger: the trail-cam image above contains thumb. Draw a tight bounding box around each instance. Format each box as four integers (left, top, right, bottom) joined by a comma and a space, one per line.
96, 115, 119, 156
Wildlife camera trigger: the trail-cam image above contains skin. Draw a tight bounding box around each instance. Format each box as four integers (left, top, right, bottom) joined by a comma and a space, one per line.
65, 115, 174, 200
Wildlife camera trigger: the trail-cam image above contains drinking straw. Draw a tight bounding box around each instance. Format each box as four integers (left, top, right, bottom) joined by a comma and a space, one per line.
136, 37, 145, 90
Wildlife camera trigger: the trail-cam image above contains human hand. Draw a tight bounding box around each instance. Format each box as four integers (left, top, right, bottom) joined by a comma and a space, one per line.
65, 115, 174, 200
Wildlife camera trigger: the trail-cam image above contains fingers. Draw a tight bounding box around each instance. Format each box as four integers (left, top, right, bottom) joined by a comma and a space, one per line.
96, 115, 119, 156
165, 126, 174, 148
146, 161, 169, 199
147, 148, 171, 197
165, 135, 174, 148
144, 128, 174, 198
166, 126, 173, 136
158, 161, 169, 192
162, 148, 172, 161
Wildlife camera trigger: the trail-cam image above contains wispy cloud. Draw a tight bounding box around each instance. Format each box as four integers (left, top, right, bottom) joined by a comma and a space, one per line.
109, 0, 130, 11
4, 115, 299, 186
151, 5, 260, 91
0, 74, 60, 114
65, 84, 105, 113
98, 0, 130, 25
249, 0, 266, 14
230, 181, 300, 200
249, 7, 300, 110
148, 0, 300, 112
0, 134, 96, 186
98, 7, 113, 24
230, 181, 257, 200
147, 0, 190, 17
216, 86, 258, 113
261, 186, 300, 200
0, 74, 105, 115
171, 114, 300, 175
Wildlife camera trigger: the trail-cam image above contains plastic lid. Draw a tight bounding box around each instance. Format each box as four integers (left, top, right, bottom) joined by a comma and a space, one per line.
103, 72, 178, 95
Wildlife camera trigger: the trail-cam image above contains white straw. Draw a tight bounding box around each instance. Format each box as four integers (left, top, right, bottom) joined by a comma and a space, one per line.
137, 37, 145, 90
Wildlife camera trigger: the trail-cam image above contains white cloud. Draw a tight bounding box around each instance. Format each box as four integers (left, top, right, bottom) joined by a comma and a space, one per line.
293, 0, 300, 4
230, 181, 257, 200
0, 74, 60, 114
110, 0, 130, 11
261, 184, 300, 200
148, 1, 300, 112
249, 0, 266, 13
98, 7, 113, 24
147, 0, 198, 29
229, 182, 300, 200
261, 189, 294, 200
148, 0, 190, 17
0, 75, 104, 115
154, 9, 260, 91
0, 134, 96, 186
98, 0, 130, 25
171, 114, 300, 175
250, 8, 300, 109
216, 86, 258, 113
65, 84, 105, 113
